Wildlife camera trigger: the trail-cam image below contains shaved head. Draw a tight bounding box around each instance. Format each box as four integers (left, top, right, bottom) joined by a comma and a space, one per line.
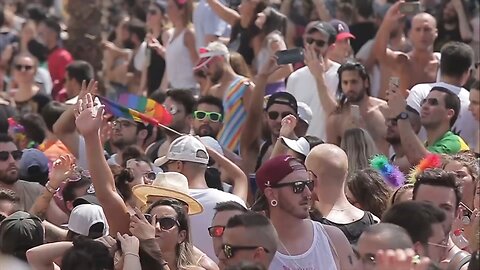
412, 12, 437, 28
305, 144, 348, 186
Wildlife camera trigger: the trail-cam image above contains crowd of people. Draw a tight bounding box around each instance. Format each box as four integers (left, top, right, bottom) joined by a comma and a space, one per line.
0, 0, 479, 269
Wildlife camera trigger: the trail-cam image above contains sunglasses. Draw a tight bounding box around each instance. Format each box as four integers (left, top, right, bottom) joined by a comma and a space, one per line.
0, 150, 23, 161
68, 167, 91, 182
267, 111, 292, 121
14, 64, 33, 72
156, 217, 180, 230
0, 213, 6, 223
270, 180, 314, 194
222, 244, 269, 259
143, 171, 156, 181
420, 98, 439, 106
208, 226, 225, 238
194, 111, 223, 122
306, 37, 326, 47
475, 62, 479, 69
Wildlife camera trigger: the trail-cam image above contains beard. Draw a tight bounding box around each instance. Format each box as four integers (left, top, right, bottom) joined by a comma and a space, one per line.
345, 90, 366, 104
278, 196, 311, 220
0, 166, 19, 185
209, 68, 223, 84
196, 124, 216, 137
111, 137, 137, 150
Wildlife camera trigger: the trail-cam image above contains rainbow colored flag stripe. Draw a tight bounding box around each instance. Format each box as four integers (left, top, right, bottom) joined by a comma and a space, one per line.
97, 95, 172, 126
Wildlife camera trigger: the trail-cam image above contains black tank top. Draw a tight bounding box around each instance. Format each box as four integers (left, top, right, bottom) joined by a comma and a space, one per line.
228, 22, 261, 66
311, 210, 378, 245
147, 34, 166, 95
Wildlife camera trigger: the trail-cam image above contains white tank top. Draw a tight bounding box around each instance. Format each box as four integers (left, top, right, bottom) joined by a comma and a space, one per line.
269, 220, 338, 270
165, 28, 197, 89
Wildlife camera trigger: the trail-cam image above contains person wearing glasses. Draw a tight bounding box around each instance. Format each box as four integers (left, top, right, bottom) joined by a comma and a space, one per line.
389, 86, 468, 167
306, 144, 379, 245
218, 212, 278, 270
255, 155, 355, 270
192, 95, 224, 138
209, 201, 248, 260
382, 200, 449, 267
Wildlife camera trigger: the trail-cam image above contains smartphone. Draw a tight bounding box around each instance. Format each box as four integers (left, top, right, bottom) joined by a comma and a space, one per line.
399, 1, 422, 15
350, 105, 361, 120
275, 48, 304, 65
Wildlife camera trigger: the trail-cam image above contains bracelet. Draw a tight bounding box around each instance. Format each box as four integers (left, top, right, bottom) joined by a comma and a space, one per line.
124, 252, 140, 258
45, 181, 59, 194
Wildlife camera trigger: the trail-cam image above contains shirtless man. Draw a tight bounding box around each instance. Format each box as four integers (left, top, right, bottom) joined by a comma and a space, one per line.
326, 62, 389, 155
374, 1, 439, 93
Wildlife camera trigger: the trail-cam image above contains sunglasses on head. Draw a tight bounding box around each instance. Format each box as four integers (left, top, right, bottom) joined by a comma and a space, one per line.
420, 98, 439, 106
68, 167, 91, 182
306, 37, 326, 47
270, 180, 314, 194
267, 111, 292, 121
14, 64, 33, 72
222, 244, 269, 259
0, 150, 23, 161
208, 225, 225, 238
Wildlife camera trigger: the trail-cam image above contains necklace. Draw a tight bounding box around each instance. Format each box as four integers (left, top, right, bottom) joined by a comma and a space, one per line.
277, 239, 303, 269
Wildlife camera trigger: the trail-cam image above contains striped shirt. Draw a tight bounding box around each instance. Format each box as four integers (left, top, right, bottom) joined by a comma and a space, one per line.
218, 76, 252, 152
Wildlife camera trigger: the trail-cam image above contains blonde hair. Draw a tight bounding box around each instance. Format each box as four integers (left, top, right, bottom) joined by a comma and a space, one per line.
341, 128, 379, 176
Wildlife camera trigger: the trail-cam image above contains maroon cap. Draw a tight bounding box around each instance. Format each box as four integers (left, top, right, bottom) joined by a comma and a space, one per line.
255, 155, 306, 193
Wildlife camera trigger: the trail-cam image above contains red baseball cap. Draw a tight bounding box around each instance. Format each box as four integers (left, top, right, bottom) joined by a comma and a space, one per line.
255, 155, 306, 193
329, 19, 355, 41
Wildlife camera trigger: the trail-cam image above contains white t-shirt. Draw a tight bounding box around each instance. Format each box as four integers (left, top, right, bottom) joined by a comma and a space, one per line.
286, 63, 340, 140
406, 82, 479, 150
189, 188, 245, 261
269, 220, 337, 270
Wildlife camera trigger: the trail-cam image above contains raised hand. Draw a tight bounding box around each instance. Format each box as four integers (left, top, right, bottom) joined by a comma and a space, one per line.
258, 56, 280, 77
280, 114, 298, 138
116, 232, 140, 255
49, 155, 75, 187
304, 43, 325, 79
74, 93, 105, 138
129, 207, 156, 240
77, 80, 98, 101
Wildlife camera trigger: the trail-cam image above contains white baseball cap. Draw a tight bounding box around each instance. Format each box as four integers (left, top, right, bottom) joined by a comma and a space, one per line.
280, 136, 310, 157
68, 204, 109, 237
154, 135, 209, 166
297, 102, 313, 125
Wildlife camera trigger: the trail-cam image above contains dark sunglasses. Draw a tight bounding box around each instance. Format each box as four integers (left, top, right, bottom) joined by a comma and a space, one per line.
0, 150, 23, 161
222, 244, 269, 259
267, 111, 292, 121
14, 64, 33, 71
475, 62, 479, 69
143, 171, 156, 181
208, 226, 225, 238
155, 216, 180, 230
270, 180, 314, 194
420, 98, 439, 106
306, 37, 326, 47
194, 111, 223, 122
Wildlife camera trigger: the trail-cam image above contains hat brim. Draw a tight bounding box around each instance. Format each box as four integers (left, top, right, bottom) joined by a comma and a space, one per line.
193, 57, 214, 71
337, 32, 355, 40
72, 194, 100, 207
132, 185, 203, 215
154, 156, 169, 167
281, 137, 309, 157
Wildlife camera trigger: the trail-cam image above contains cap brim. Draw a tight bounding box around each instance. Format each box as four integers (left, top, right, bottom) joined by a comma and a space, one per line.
280, 137, 309, 157
337, 32, 355, 40
132, 185, 203, 215
154, 156, 169, 167
193, 57, 214, 71
72, 194, 100, 208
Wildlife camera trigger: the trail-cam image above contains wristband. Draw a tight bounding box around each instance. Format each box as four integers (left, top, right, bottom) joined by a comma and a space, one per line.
45, 181, 60, 194
124, 252, 140, 258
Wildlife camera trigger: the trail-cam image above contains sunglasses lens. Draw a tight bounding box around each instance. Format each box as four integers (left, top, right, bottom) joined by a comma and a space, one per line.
195, 111, 207, 120
11, 150, 23, 160
293, 183, 304, 194
316, 40, 326, 47
145, 172, 156, 181
306, 181, 314, 191
306, 38, 313, 44
268, 111, 279, 120
0, 152, 9, 161
159, 218, 176, 230
209, 113, 221, 122
208, 226, 225, 237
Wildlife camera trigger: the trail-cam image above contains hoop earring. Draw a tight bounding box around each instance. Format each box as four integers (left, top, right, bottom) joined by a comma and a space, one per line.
270, 200, 278, 207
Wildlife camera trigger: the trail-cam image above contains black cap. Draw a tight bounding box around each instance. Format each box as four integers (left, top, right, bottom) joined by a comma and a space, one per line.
72, 184, 100, 207
265, 92, 298, 113
306, 21, 338, 45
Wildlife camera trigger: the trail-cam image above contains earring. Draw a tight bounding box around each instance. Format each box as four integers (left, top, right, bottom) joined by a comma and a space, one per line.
270, 200, 277, 207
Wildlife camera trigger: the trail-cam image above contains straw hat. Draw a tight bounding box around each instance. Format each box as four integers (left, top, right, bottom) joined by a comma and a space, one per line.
132, 172, 203, 215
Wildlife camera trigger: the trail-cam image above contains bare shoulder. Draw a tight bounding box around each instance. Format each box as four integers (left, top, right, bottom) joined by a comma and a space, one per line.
324, 224, 348, 243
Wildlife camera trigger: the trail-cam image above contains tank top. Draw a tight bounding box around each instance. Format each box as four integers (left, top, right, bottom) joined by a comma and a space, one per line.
165, 29, 197, 89
217, 76, 252, 152
147, 34, 166, 94
269, 220, 338, 270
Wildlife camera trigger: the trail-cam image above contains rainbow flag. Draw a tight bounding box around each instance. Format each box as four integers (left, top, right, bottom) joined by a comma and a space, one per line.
97, 96, 172, 126
117, 93, 172, 125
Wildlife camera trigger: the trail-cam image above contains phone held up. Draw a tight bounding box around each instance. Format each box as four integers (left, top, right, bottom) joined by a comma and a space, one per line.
275, 48, 304, 65
399, 1, 422, 16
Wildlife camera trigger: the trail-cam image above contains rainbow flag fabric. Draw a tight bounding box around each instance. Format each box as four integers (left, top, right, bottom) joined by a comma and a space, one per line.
97, 95, 172, 126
